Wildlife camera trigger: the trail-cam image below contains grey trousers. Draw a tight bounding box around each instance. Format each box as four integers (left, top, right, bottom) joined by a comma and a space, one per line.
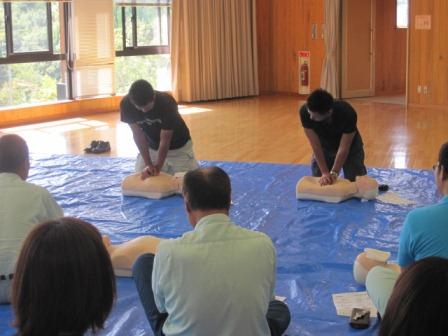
135, 140, 199, 175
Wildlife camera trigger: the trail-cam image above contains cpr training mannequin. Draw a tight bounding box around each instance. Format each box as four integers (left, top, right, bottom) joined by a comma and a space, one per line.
353, 248, 401, 285
121, 171, 185, 199
296, 175, 379, 203
102, 235, 163, 277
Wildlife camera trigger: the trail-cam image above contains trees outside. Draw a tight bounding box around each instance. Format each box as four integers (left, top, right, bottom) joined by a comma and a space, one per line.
0, 2, 63, 107
0, 62, 62, 106
115, 55, 170, 94
114, 5, 171, 94
0, 2, 171, 108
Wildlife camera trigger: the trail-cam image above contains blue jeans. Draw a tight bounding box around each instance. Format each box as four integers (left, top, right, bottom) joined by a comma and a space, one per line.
132, 253, 291, 336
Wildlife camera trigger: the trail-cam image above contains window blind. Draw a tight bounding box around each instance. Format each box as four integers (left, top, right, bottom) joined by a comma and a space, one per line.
115, 0, 170, 7
71, 0, 115, 98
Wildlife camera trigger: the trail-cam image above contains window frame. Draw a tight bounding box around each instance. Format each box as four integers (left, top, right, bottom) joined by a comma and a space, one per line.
0, 2, 69, 65
115, 3, 171, 57
0, 1, 73, 99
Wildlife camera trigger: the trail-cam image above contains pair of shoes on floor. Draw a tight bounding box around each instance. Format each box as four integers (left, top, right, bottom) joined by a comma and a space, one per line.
84, 140, 111, 154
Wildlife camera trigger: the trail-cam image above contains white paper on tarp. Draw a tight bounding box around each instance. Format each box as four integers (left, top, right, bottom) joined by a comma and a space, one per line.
332, 291, 378, 317
376, 192, 416, 206
275, 295, 287, 302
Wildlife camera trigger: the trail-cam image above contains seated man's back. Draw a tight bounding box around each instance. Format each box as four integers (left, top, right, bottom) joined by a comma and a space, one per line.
0, 134, 63, 303
0, 173, 63, 272
133, 167, 290, 336
153, 213, 275, 336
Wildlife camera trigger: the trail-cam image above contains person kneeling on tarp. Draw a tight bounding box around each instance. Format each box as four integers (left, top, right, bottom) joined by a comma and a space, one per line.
120, 79, 199, 179
132, 167, 291, 336
299, 89, 367, 186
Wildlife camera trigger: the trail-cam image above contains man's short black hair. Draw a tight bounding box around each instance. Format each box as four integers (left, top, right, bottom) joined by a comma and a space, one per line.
128, 79, 155, 107
306, 88, 334, 114
183, 167, 231, 211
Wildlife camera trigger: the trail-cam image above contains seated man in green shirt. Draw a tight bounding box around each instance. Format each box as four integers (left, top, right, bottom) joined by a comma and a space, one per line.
132, 167, 291, 336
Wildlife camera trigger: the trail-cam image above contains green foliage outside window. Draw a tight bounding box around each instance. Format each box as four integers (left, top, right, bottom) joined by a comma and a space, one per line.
114, 6, 171, 94
0, 62, 61, 106
0, 3, 171, 107
115, 54, 170, 94
11, 3, 49, 53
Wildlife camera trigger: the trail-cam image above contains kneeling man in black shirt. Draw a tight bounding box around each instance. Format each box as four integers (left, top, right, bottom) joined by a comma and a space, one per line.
121, 80, 199, 179
299, 89, 367, 186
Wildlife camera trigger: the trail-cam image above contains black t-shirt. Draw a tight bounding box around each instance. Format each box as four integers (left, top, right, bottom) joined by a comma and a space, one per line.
120, 91, 191, 150
299, 100, 363, 152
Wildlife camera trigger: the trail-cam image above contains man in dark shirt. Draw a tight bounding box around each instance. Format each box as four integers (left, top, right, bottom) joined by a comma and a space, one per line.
121, 80, 199, 179
299, 89, 367, 185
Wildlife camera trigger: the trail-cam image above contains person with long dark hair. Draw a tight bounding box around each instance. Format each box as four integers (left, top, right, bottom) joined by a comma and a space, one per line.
379, 257, 448, 336
12, 217, 116, 336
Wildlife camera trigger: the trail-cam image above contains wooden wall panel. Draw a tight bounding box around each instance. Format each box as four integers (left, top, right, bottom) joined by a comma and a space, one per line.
375, 0, 407, 96
256, 0, 273, 93
0, 96, 122, 127
256, 0, 325, 94
408, 0, 448, 106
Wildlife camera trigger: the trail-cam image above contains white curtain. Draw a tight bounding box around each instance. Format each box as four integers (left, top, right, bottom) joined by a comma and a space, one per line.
171, 0, 259, 102
320, 0, 340, 98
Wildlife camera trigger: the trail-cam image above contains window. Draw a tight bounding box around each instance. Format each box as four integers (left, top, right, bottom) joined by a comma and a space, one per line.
0, 2, 70, 107
114, 0, 171, 94
396, 0, 408, 29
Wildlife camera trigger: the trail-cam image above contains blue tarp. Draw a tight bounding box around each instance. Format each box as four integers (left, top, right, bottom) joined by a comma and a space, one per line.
0, 155, 439, 335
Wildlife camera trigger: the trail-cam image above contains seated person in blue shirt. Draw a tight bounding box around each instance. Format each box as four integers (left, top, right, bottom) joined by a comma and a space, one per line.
366, 141, 448, 316
379, 257, 448, 336
132, 166, 291, 336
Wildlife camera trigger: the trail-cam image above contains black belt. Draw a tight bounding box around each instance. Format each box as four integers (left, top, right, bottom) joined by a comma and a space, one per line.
0, 274, 13, 281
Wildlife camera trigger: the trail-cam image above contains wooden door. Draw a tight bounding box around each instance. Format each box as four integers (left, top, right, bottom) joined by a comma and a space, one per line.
341, 0, 375, 98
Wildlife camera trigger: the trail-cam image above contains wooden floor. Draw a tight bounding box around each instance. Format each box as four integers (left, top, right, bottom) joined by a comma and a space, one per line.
1, 94, 447, 169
